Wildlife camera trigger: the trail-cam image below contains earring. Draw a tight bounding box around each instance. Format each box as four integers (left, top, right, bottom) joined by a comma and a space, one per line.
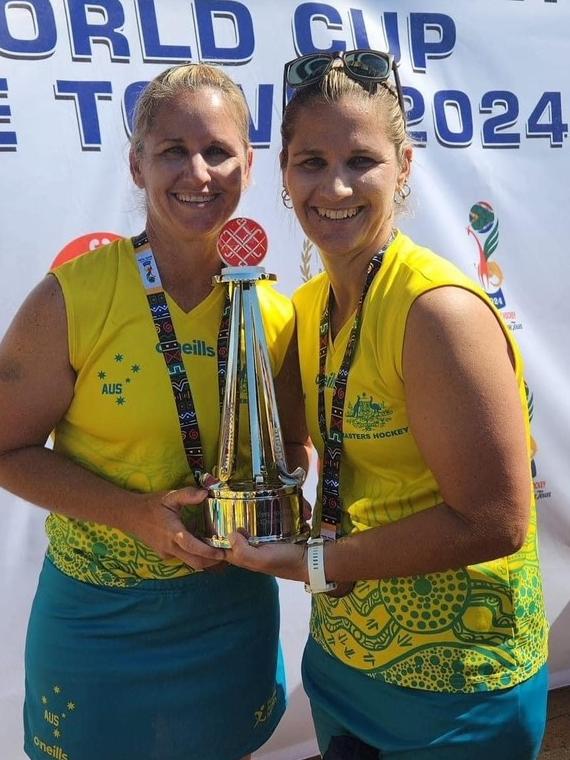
281, 187, 293, 209
399, 182, 411, 200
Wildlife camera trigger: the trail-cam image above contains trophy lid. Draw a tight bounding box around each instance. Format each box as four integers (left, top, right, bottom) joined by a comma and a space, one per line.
217, 217, 268, 267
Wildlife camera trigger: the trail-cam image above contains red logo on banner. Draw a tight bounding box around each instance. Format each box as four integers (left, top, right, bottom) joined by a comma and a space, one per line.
217, 217, 268, 266
51, 231, 122, 269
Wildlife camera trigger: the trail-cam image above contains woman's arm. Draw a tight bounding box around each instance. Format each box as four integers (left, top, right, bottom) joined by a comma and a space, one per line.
0, 275, 224, 568
226, 286, 531, 583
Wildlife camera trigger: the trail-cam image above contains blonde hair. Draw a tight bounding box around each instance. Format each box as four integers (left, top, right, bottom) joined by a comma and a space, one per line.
280, 67, 410, 169
131, 62, 250, 156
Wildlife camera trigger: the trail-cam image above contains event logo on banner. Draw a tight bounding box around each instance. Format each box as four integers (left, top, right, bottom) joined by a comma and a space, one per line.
467, 202, 523, 331
51, 232, 122, 269
526, 382, 551, 502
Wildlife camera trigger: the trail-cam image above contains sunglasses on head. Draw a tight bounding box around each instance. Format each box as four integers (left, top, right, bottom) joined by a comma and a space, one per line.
282, 48, 405, 119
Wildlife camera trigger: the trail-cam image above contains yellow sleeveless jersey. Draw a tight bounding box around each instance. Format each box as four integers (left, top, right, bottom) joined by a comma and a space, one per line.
49, 237, 294, 587
293, 231, 547, 693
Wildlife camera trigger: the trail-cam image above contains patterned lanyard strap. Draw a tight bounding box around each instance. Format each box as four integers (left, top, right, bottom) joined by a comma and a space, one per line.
317, 234, 394, 539
132, 232, 231, 486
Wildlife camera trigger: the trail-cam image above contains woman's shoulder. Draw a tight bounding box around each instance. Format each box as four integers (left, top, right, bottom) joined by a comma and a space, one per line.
51, 237, 131, 285
50, 237, 135, 369
51, 236, 136, 322
390, 233, 476, 291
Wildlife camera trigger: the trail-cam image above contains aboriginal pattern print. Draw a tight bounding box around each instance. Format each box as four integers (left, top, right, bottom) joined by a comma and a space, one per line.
46, 434, 202, 586
310, 517, 547, 693
46, 514, 194, 587
147, 289, 207, 479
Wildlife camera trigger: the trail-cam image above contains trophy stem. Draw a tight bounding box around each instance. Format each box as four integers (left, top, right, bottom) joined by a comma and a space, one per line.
216, 282, 242, 482
242, 283, 267, 483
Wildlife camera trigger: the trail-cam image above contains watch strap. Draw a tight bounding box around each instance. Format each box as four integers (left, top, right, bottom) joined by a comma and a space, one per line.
304, 538, 337, 594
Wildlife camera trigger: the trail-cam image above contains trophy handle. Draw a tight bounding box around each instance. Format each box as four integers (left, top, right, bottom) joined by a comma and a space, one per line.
216, 281, 242, 482
247, 285, 305, 486
242, 282, 269, 484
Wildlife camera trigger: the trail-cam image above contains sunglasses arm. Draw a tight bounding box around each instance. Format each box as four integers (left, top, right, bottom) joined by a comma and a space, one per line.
392, 62, 406, 122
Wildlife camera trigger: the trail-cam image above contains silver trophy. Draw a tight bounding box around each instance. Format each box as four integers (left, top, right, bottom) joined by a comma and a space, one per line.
202, 218, 306, 548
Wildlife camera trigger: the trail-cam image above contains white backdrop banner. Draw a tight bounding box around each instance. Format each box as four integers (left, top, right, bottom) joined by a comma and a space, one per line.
1, 2, 569, 759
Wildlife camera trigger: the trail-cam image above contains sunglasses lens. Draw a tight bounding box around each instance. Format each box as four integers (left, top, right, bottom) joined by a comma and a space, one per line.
344, 52, 391, 80
287, 55, 332, 86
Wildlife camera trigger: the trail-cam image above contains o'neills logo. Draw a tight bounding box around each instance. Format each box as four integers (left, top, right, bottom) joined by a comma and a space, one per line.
33, 735, 68, 759
155, 339, 215, 357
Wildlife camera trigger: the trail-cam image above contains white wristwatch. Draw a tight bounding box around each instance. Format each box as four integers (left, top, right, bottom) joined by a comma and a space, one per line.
304, 537, 337, 594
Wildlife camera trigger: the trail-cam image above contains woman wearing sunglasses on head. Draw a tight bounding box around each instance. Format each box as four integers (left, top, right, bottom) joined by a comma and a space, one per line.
227, 49, 548, 759
0, 63, 310, 760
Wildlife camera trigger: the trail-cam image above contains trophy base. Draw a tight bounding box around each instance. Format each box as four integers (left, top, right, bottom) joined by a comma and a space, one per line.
203, 481, 307, 548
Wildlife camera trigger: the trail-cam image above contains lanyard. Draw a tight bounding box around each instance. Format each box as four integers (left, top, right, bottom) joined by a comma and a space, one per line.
132, 232, 231, 486
317, 233, 394, 539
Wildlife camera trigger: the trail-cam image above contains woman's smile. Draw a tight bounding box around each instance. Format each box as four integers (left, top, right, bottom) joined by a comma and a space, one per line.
313, 206, 364, 220
172, 192, 219, 205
